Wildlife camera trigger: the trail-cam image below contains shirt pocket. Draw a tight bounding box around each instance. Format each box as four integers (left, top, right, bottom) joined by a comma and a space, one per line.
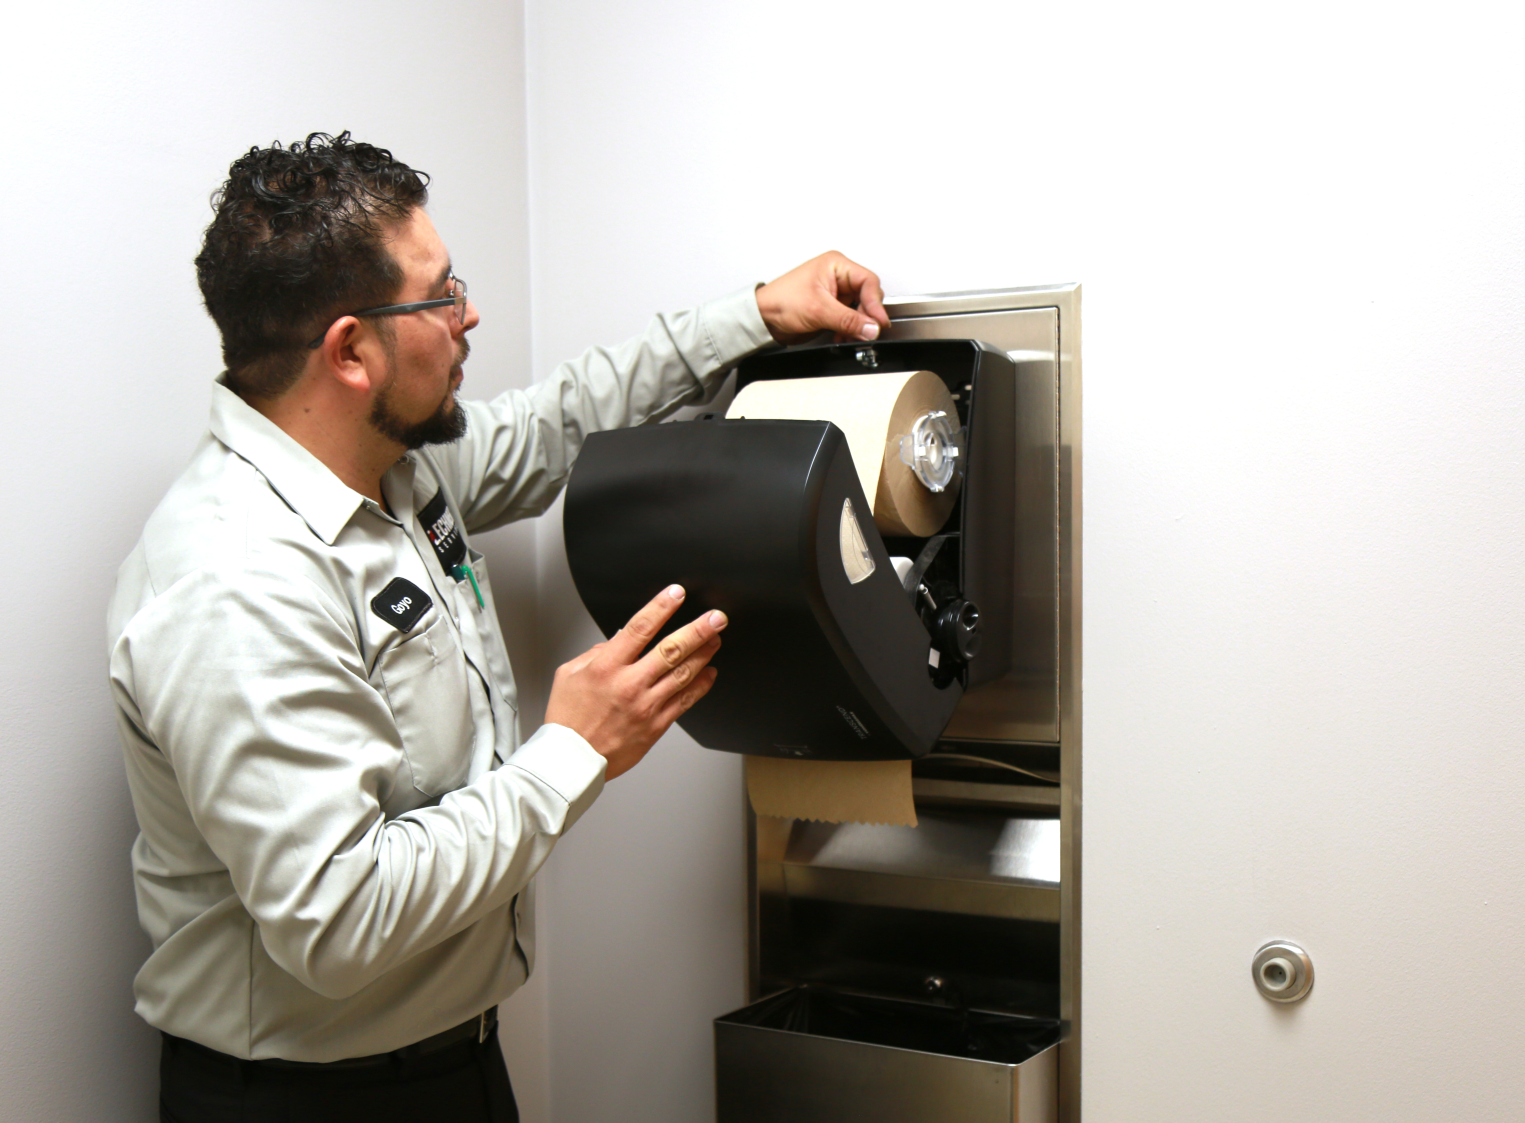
463, 548, 519, 715
376, 614, 474, 797
464, 547, 499, 615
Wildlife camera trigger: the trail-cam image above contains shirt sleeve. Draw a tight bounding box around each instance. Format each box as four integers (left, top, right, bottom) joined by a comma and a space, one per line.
111, 565, 606, 1001
428, 286, 774, 533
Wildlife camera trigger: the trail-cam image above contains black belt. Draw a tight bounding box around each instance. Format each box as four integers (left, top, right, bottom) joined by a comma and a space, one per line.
168, 1007, 498, 1072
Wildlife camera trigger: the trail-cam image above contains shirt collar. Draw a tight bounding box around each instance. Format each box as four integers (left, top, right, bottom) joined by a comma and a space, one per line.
208, 377, 370, 546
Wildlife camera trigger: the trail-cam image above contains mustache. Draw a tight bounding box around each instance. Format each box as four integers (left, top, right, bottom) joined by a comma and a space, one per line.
455, 338, 470, 367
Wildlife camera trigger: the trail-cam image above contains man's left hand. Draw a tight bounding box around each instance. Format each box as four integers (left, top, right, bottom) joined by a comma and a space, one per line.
755, 251, 890, 346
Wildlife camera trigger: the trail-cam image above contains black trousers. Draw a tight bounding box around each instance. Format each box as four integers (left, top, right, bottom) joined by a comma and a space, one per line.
159, 1027, 519, 1123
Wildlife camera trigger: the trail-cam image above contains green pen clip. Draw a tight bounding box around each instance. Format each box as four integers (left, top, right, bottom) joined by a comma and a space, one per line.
451, 563, 485, 609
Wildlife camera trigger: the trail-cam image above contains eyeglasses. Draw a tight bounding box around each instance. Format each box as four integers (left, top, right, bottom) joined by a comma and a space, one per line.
307, 273, 468, 349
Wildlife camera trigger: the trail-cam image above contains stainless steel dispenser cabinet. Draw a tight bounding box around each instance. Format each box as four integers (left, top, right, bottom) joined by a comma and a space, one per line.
564, 285, 1081, 1123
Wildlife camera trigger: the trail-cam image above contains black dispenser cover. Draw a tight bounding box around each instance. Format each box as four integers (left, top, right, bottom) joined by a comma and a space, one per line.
562, 338, 1014, 761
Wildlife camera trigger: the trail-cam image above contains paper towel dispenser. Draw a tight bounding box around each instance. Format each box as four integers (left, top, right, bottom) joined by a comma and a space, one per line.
562, 338, 1015, 761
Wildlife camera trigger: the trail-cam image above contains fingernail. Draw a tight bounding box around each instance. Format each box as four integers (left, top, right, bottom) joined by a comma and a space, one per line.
669, 585, 685, 601
859, 320, 880, 341
709, 611, 728, 630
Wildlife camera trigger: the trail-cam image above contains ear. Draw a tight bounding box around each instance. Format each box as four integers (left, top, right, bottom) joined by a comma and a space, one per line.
313, 317, 386, 395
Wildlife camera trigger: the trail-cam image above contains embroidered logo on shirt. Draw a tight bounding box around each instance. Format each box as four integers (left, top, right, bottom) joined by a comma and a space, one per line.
418, 490, 467, 572
370, 577, 432, 632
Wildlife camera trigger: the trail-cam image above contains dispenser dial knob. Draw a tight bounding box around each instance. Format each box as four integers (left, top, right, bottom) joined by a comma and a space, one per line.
931, 599, 982, 663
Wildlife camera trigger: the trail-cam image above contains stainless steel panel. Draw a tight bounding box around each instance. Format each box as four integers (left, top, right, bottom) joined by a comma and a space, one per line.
911, 778, 1062, 812
767, 813, 1059, 922
715, 1023, 1057, 1123
778, 865, 1059, 923
784, 815, 1059, 886
885, 285, 1081, 1123
741, 284, 1081, 1123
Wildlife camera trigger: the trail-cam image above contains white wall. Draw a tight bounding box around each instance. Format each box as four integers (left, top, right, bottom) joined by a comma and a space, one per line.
521, 1, 1525, 1120
0, 4, 535, 1117
8, 2, 1524, 1120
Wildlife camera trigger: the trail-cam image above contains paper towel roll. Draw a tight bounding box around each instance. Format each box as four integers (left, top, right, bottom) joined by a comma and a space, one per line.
726, 370, 960, 537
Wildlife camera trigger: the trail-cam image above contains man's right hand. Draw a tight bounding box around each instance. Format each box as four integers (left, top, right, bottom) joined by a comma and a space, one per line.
755, 251, 890, 346
544, 585, 725, 779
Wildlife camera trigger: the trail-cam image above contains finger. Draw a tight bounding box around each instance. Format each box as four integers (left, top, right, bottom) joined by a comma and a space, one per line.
650, 636, 721, 700
813, 289, 879, 342
815, 280, 879, 344
846, 266, 890, 332
824, 255, 887, 341
636, 608, 728, 685
605, 584, 687, 663
657, 665, 719, 727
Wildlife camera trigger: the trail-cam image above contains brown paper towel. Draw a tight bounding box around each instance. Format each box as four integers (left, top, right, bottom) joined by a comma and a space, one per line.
726, 370, 960, 537
745, 755, 917, 827
729, 370, 959, 827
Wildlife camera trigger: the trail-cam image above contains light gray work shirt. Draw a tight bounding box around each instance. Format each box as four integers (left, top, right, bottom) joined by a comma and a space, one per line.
108, 288, 772, 1062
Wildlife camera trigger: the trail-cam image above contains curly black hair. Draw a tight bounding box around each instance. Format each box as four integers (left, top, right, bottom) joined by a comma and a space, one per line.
195, 131, 430, 400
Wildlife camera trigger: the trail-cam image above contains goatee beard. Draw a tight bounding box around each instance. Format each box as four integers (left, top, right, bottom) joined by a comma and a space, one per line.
369, 340, 471, 450
370, 387, 468, 449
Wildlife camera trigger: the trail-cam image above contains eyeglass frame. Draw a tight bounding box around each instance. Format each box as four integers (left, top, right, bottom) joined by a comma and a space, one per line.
306, 273, 468, 349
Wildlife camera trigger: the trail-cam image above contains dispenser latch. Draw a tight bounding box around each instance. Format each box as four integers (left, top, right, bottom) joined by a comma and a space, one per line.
931, 599, 981, 663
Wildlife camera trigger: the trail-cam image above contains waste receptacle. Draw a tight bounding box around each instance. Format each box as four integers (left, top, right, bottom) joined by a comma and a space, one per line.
715, 986, 1060, 1123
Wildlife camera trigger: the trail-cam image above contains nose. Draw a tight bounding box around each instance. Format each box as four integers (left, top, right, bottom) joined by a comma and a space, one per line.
460, 297, 480, 332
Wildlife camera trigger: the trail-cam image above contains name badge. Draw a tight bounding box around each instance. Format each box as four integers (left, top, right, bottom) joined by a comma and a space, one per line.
370, 577, 432, 632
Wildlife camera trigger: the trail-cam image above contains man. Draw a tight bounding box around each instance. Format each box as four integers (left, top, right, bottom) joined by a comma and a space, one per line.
108, 131, 889, 1122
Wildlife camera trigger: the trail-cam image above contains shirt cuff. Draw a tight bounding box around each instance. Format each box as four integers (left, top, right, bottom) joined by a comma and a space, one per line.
697, 287, 777, 379
507, 723, 607, 828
